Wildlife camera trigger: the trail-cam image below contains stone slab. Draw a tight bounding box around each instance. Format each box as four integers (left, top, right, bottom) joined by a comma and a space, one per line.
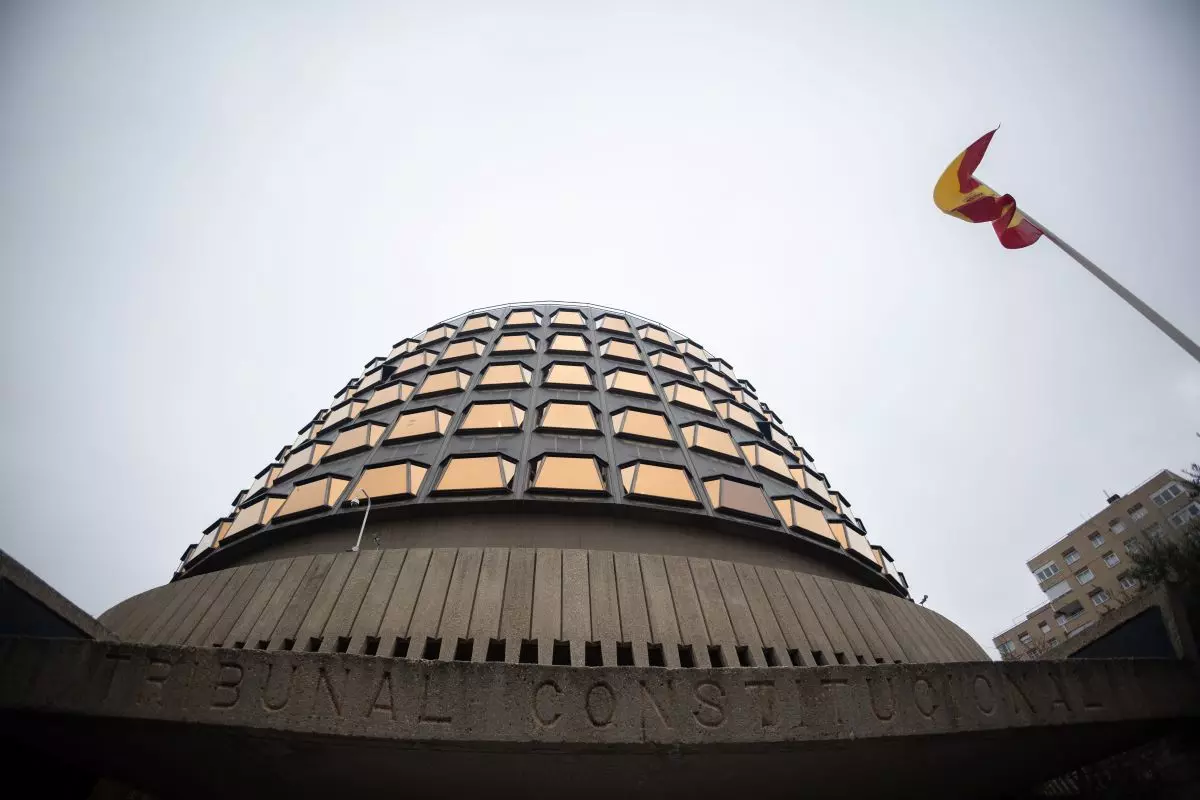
2, 637, 1197, 799
4, 637, 1196, 743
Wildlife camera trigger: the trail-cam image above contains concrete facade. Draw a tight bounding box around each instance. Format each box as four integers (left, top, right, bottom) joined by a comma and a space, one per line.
100, 547, 984, 669
6, 304, 1198, 796
994, 469, 1199, 659
3, 637, 1198, 798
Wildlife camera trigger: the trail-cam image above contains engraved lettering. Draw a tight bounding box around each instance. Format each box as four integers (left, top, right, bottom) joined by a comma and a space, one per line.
211, 662, 243, 709
1006, 673, 1037, 717
585, 682, 616, 728
820, 678, 850, 725
744, 680, 777, 728
316, 665, 346, 717
639, 680, 672, 730
418, 672, 452, 724
866, 676, 895, 722
367, 670, 396, 720
140, 656, 171, 707
533, 680, 562, 727
261, 662, 297, 712
1048, 670, 1072, 713
973, 674, 996, 716
913, 677, 939, 719
943, 669, 961, 719
692, 680, 726, 729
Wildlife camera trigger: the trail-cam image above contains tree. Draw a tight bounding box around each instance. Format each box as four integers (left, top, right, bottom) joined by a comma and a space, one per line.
1125, 461, 1200, 595
1126, 522, 1200, 591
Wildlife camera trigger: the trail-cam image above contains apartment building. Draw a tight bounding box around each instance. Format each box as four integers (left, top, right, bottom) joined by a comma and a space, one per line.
993, 468, 1199, 659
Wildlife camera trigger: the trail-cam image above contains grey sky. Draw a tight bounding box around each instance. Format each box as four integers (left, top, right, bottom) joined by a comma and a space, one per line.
2, 1, 1197, 654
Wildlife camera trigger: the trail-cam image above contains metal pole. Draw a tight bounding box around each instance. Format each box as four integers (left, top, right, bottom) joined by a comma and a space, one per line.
1022, 213, 1200, 365
350, 490, 371, 552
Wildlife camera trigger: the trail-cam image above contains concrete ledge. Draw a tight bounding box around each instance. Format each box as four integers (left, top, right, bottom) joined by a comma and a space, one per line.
4, 637, 1195, 746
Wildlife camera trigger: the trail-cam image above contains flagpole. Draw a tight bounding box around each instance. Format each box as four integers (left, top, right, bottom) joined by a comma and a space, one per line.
1021, 213, 1200, 366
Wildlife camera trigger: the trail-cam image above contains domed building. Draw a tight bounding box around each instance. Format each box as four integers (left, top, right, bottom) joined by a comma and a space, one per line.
105, 302, 979, 667
2, 303, 1194, 799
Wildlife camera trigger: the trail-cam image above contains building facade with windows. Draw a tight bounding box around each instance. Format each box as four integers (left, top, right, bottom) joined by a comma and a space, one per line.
993, 468, 1199, 659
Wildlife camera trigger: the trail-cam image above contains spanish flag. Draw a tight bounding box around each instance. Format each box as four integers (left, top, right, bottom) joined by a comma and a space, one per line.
934, 129, 1042, 249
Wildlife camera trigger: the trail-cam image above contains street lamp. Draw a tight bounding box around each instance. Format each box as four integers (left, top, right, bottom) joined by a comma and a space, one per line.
348, 488, 371, 553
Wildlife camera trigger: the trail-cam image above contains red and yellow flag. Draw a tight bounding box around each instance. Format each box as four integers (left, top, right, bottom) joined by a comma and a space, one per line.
934, 129, 1042, 249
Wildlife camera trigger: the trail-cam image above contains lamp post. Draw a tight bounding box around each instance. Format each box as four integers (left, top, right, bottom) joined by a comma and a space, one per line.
348, 488, 371, 553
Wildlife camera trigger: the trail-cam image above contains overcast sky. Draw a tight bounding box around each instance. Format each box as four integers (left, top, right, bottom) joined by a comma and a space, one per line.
2, 1, 1197, 654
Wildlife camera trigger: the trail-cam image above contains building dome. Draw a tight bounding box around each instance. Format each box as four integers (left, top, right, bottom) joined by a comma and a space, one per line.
100, 302, 984, 666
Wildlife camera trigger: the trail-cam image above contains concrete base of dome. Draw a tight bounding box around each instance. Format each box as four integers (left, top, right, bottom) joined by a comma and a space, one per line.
2, 637, 1199, 798
99, 547, 985, 667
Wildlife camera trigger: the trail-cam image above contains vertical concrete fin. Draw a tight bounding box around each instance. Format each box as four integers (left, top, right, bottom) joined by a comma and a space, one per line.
247, 555, 314, 649
292, 551, 357, 652
561, 549, 592, 665
375, 547, 431, 654
347, 548, 408, 653
318, 550, 383, 653
500, 547, 536, 662
808, 575, 875, 664
828, 579, 889, 663
689, 557, 737, 666
614, 551, 651, 666
639, 553, 680, 646
588, 550, 620, 666
775, 569, 839, 662
437, 547, 483, 660
844, 582, 907, 663
531, 548, 563, 665
224, 559, 293, 648
468, 547, 509, 660
406, 547, 458, 659
754, 565, 814, 665
165, 569, 236, 646
892, 595, 956, 663
268, 554, 335, 650
138, 574, 207, 644
663, 554, 711, 666
872, 593, 934, 663
712, 559, 765, 666
117, 585, 174, 642
187, 564, 256, 647
206, 562, 273, 648
734, 562, 790, 666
